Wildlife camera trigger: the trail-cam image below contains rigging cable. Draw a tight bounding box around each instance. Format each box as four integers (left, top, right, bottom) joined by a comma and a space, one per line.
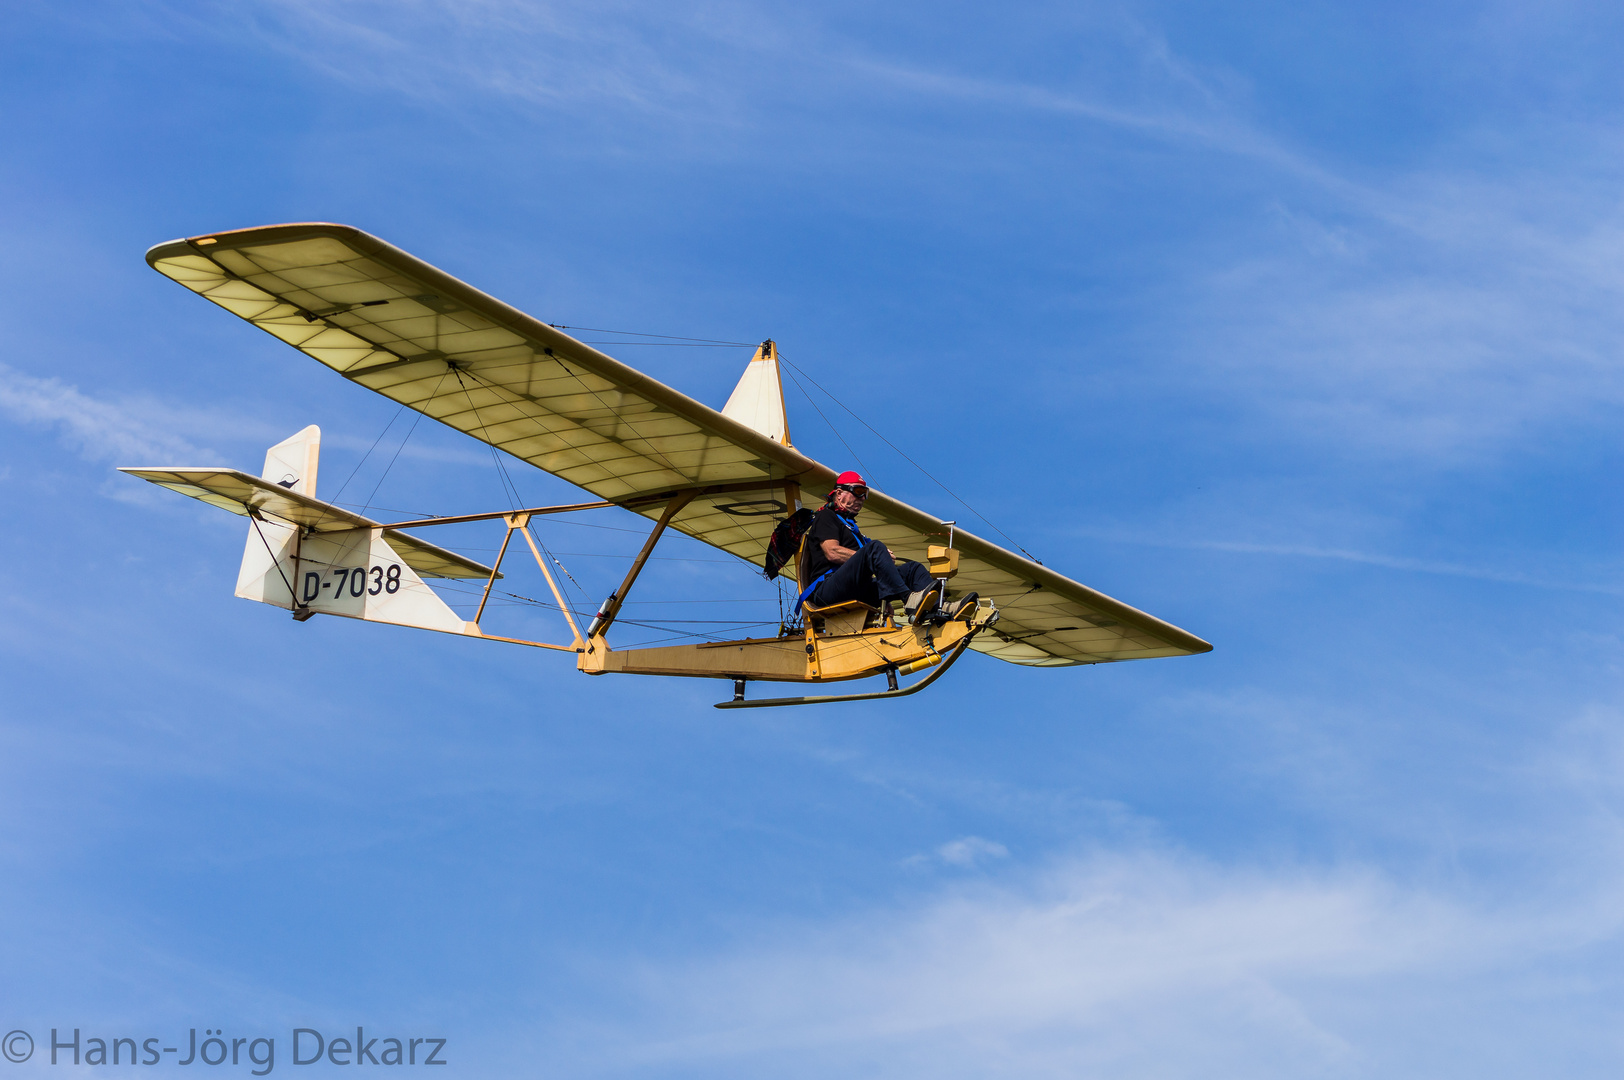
432, 584, 774, 642
576, 341, 753, 348
525, 523, 597, 617
247, 514, 299, 605
461, 363, 688, 488
452, 367, 525, 511
779, 362, 873, 481
543, 322, 1032, 563
550, 360, 687, 481
358, 369, 453, 515
778, 352, 1041, 564
330, 400, 409, 503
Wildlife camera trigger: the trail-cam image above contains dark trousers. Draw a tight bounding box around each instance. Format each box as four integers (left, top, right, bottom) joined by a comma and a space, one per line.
808, 544, 935, 608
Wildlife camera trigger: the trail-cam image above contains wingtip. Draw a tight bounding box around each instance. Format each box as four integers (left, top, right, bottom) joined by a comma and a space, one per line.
146, 222, 372, 267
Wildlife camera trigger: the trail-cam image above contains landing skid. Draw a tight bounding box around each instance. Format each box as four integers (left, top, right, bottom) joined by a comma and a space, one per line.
714, 637, 974, 709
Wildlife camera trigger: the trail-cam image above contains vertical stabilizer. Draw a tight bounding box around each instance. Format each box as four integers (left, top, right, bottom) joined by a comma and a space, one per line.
262, 424, 320, 496
232, 425, 474, 634
239, 426, 321, 605
721, 340, 791, 446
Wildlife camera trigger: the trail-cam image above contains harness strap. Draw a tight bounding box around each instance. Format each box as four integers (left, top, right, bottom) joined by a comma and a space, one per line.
796, 568, 833, 609
798, 509, 865, 610
839, 512, 868, 551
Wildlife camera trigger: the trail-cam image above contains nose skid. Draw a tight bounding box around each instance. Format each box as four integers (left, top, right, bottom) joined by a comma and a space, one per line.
715, 634, 979, 709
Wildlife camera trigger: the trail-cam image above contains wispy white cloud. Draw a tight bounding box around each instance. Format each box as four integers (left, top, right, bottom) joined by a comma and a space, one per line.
1197, 539, 1624, 596
0, 362, 495, 482
935, 835, 1010, 867
1178, 196, 1624, 461
846, 56, 1371, 208
784, 19, 1624, 466
564, 847, 1621, 1078
192, 0, 1624, 465
0, 362, 210, 464
186, 0, 740, 118
1079, 527, 1624, 596
902, 835, 1012, 869
166, 0, 1310, 163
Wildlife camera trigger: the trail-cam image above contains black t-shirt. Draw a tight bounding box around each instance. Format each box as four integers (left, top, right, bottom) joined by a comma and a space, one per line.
801, 506, 862, 584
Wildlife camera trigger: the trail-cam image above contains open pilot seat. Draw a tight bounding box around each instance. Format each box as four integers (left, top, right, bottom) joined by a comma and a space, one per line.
796, 533, 889, 637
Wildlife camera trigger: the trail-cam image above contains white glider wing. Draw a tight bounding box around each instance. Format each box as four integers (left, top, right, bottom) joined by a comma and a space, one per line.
146, 223, 1209, 666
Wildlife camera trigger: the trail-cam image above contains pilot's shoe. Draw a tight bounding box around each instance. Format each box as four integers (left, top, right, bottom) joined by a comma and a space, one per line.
906, 583, 943, 624
947, 592, 980, 622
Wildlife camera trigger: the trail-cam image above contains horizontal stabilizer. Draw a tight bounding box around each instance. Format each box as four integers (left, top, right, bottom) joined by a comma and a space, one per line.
119, 467, 494, 579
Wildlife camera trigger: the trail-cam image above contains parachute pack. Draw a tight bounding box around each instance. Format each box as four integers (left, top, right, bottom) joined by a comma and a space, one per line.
763, 507, 816, 581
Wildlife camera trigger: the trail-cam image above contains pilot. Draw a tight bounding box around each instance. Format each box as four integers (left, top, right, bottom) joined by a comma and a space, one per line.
800, 471, 968, 622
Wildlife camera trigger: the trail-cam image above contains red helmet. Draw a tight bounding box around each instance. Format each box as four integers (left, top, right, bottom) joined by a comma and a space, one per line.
829, 471, 869, 498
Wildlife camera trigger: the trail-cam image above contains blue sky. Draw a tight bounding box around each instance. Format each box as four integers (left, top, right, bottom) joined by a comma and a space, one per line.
5, 0, 1624, 1075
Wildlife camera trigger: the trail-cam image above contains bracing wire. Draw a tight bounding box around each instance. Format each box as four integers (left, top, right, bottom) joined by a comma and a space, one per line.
331, 400, 409, 503
248, 515, 298, 603
329, 504, 658, 538
359, 369, 452, 515
451, 367, 527, 511
576, 341, 754, 348
525, 524, 595, 612
355, 353, 763, 638
431, 582, 774, 643
500, 550, 735, 564
616, 626, 777, 648
622, 598, 779, 605
332, 501, 440, 519
779, 362, 873, 481
778, 353, 1042, 564
549, 361, 688, 480
461, 363, 689, 485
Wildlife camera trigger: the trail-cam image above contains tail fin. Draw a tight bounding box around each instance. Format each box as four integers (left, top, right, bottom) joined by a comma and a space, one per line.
233, 427, 470, 635
236, 426, 320, 605
261, 424, 320, 495
123, 427, 496, 639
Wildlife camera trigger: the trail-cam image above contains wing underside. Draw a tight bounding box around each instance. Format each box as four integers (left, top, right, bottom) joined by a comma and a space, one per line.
146, 224, 1209, 665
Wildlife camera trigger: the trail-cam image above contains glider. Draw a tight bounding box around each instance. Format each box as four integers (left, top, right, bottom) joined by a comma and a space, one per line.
123, 223, 1210, 707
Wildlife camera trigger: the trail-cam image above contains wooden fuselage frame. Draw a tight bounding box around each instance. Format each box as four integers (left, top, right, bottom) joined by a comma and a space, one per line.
381, 490, 997, 688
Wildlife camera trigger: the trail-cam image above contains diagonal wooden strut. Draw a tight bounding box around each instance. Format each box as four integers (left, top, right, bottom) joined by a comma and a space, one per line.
588, 491, 697, 641
517, 518, 584, 647
473, 522, 518, 625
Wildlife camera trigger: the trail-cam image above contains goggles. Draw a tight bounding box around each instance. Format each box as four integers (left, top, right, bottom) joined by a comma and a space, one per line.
836, 484, 869, 499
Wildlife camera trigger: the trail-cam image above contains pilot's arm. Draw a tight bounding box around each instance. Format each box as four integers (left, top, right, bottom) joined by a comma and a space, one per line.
821, 538, 894, 564
821, 538, 858, 565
